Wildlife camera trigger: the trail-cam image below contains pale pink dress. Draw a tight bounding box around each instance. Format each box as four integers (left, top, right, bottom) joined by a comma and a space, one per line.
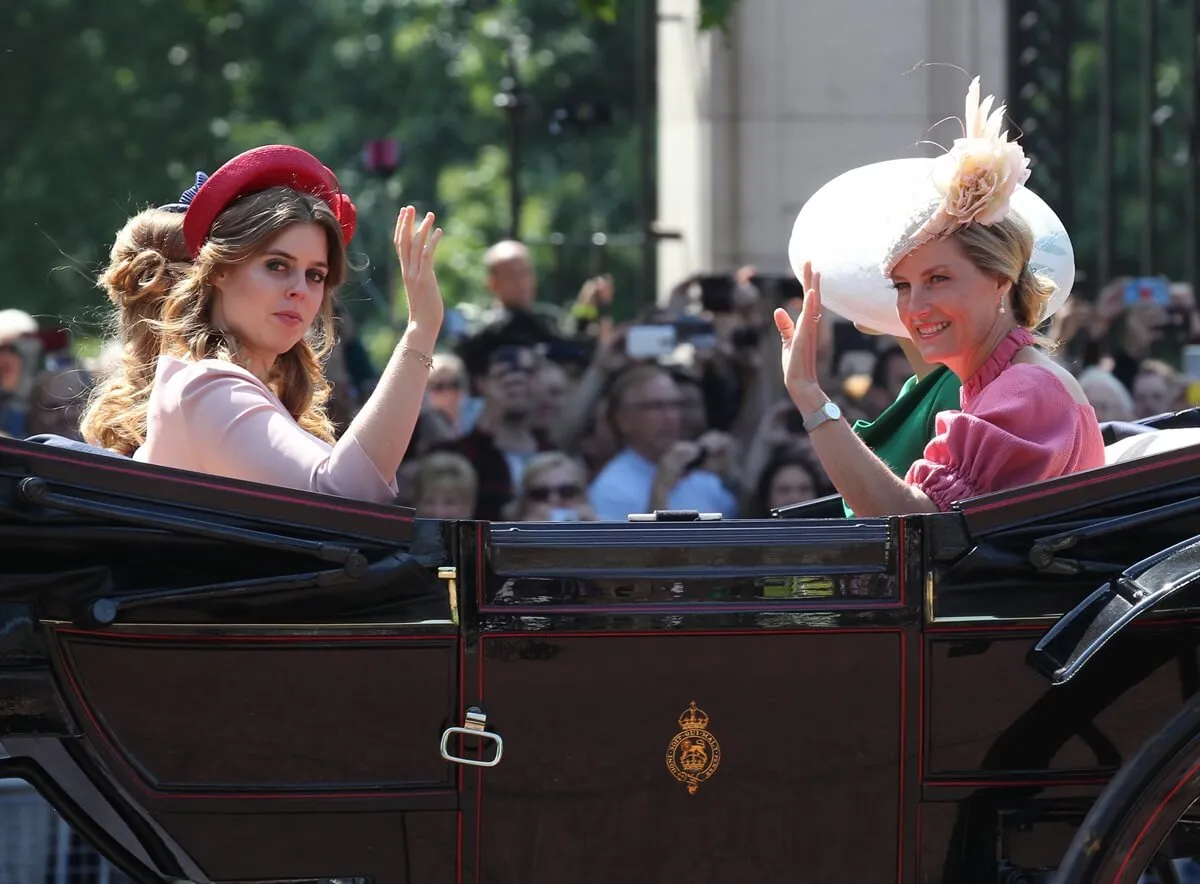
133, 356, 398, 503
905, 328, 1106, 510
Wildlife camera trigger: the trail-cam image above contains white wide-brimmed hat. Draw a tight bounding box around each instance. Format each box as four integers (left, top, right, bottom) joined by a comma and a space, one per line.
787, 78, 1074, 340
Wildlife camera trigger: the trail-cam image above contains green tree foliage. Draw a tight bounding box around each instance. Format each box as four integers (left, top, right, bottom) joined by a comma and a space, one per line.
1, 0, 677, 334
1034, 0, 1196, 288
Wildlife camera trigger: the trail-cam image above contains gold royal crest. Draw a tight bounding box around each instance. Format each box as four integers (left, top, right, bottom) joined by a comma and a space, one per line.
665, 701, 721, 794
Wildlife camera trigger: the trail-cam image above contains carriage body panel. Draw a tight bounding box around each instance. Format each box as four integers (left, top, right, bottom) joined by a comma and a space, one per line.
3, 434, 1200, 882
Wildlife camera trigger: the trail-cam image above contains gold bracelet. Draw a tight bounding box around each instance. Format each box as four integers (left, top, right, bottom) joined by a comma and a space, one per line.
400, 346, 434, 370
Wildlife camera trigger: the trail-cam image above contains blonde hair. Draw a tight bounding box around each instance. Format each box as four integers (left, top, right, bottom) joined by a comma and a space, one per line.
1078, 367, 1135, 421
431, 352, 466, 381
518, 451, 583, 499
1136, 358, 1182, 386
953, 213, 1058, 333
413, 451, 478, 502
159, 187, 346, 443
81, 208, 191, 454
505, 451, 587, 519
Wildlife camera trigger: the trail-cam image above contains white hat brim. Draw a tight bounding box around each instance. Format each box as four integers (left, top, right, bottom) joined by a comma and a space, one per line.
787, 158, 1074, 340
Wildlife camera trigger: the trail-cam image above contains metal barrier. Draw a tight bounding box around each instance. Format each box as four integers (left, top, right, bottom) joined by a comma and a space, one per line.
1009, 0, 1200, 290
0, 780, 130, 884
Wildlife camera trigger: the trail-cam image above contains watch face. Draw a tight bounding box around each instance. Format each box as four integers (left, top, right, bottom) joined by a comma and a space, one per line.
825, 401, 842, 421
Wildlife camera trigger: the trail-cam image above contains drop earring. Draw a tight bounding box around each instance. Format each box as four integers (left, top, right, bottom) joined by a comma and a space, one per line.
999, 301, 1006, 315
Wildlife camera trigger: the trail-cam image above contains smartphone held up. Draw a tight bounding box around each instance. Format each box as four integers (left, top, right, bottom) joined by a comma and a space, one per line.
624, 320, 718, 360
1124, 277, 1170, 307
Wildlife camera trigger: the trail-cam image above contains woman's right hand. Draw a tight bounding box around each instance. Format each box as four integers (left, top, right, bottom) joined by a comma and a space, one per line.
394, 206, 445, 336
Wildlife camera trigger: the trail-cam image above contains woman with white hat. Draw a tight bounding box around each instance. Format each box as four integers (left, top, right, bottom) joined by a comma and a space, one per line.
778, 77, 1104, 516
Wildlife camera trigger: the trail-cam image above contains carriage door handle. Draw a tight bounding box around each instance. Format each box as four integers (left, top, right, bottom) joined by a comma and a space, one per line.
440, 706, 503, 767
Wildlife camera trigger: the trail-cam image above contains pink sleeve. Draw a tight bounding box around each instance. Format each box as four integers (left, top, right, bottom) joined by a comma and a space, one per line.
905, 366, 1092, 511
177, 363, 398, 503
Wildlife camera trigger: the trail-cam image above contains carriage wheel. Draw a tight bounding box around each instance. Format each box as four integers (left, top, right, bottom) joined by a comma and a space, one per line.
1055, 691, 1200, 882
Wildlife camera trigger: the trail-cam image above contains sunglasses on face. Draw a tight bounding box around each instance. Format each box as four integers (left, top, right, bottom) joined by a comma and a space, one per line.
526, 483, 583, 503
430, 378, 463, 392
624, 398, 685, 412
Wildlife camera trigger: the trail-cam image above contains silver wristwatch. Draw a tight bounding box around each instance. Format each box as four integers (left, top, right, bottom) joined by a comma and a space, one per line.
802, 400, 842, 433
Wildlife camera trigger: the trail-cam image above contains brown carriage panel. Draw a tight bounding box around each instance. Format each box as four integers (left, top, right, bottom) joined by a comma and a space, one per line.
926, 633, 1192, 777
56, 634, 457, 791
917, 803, 964, 884
916, 796, 1090, 883
477, 632, 902, 884
157, 810, 456, 884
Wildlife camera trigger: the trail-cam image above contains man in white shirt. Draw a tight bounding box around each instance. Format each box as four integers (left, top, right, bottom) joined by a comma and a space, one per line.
589, 364, 738, 520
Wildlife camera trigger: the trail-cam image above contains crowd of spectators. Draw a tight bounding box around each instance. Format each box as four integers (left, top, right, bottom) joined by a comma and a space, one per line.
4, 249, 1200, 522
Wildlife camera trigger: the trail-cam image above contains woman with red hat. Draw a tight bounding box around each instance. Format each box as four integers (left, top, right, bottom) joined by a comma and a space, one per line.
89, 145, 444, 503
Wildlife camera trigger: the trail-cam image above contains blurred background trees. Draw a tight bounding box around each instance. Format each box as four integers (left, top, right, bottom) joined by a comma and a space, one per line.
2, 0, 737, 339
8, 0, 1197, 338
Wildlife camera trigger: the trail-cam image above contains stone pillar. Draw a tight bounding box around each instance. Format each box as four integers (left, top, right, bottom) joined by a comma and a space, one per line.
655, 0, 738, 300
926, 0, 1008, 137
656, 0, 1009, 300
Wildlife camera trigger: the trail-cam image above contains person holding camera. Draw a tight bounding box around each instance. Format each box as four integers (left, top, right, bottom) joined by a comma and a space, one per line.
1092, 277, 1200, 391
588, 363, 738, 520
454, 240, 566, 385
432, 344, 555, 520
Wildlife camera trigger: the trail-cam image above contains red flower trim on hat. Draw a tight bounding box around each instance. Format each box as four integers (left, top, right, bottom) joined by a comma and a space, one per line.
182, 144, 357, 257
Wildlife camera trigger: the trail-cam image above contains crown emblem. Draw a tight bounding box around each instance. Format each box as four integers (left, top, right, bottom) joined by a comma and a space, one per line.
678, 701, 709, 731
665, 701, 721, 795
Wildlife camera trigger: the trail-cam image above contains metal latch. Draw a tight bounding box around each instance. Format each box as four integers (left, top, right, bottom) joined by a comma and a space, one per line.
439, 705, 503, 768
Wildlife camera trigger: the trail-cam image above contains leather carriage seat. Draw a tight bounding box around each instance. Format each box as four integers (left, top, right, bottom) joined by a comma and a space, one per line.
1103, 427, 1200, 466
24, 434, 130, 459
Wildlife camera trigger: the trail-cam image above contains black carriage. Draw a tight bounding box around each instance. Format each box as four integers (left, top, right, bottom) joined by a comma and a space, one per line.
5, 424, 1200, 883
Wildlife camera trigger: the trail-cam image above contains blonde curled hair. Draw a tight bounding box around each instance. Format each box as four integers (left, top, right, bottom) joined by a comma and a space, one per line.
83, 187, 347, 453
953, 213, 1058, 334
81, 208, 192, 454
155, 186, 347, 443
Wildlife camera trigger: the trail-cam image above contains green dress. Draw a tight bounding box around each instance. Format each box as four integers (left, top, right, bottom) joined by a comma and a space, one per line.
843, 365, 963, 517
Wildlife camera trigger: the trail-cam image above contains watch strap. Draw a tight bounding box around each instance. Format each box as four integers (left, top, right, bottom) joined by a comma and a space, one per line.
802, 401, 839, 433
